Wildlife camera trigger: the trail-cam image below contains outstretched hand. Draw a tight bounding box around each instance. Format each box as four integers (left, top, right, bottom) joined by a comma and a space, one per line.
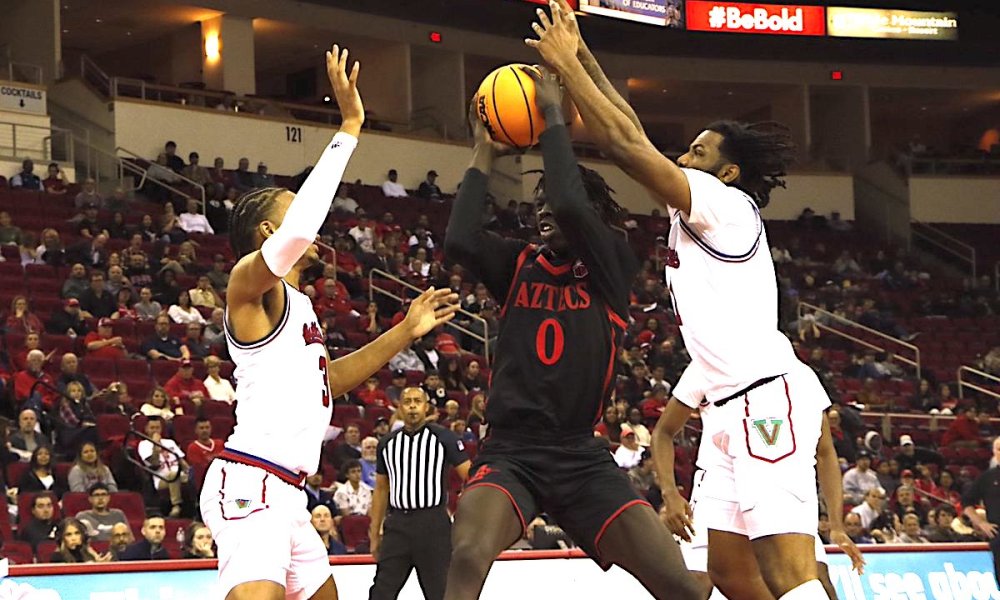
403, 287, 461, 340
326, 44, 364, 126
659, 490, 695, 542
525, 1, 580, 73
468, 96, 520, 156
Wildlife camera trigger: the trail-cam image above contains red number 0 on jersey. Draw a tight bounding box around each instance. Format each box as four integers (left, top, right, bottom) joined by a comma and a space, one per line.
319, 356, 331, 407
535, 318, 565, 366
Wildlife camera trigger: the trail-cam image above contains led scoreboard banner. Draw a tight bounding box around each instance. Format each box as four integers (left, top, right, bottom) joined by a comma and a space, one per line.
578, 0, 685, 27
827, 7, 958, 41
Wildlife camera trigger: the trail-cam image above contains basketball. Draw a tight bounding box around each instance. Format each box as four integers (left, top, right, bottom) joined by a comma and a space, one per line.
476, 63, 546, 149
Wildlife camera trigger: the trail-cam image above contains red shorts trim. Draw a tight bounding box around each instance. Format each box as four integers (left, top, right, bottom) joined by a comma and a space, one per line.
465, 482, 529, 536
593, 499, 651, 552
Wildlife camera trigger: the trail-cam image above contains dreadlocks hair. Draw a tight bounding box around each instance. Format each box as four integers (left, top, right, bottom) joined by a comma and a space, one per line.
228, 187, 286, 259
704, 120, 796, 209
526, 165, 629, 229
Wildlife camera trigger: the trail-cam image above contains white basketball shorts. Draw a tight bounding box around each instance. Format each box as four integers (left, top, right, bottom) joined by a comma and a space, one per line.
200, 459, 331, 600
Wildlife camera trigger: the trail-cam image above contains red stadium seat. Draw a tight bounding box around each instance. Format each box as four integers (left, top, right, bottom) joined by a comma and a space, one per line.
209, 417, 235, 440
173, 415, 197, 448
6, 462, 28, 488
340, 515, 371, 552
201, 400, 234, 419
97, 414, 130, 440
35, 540, 58, 562
62, 492, 90, 517
110, 492, 146, 524
2, 541, 35, 565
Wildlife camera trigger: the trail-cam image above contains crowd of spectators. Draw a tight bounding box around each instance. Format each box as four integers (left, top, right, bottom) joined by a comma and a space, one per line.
1, 141, 998, 563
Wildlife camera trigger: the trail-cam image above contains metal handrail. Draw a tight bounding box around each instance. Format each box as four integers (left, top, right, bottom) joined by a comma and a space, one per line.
797, 301, 921, 380
115, 146, 206, 210
79, 55, 111, 97
956, 366, 1000, 402
911, 221, 976, 279
0, 120, 73, 164
367, 268, 490, 363
2, 60, 43, 85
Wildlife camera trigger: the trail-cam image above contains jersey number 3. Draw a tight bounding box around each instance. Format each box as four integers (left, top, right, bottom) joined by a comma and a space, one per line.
535, 318, 565, 366
319, 356, 331, 407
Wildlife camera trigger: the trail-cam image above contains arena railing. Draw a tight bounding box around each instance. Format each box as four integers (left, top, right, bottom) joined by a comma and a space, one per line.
910, 221, 977, 279
1, 59, 43, 85
368, 268, 490, 363
115, 146, 206, 212
0, 121, 74, 164
956, 366, 1000, 403
797, 301, 921, 381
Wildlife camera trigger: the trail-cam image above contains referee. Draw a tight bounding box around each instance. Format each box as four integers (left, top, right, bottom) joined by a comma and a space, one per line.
369, 386, 470, 600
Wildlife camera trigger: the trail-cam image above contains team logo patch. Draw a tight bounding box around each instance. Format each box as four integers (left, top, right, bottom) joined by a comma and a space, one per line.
467, 465, 496, 486
753, 419, 783, 446
572, 260, 589, 279
665, 248, 680, 269
234, 499, 251, 509
302, 322, 324, 345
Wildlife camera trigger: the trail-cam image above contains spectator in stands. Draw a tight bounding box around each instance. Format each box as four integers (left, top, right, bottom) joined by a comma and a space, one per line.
313, 276, 354, 318
927, 384, 959, 415
252, 162, 275, 187
10, 331, 49, 371
201, 355, 234, 403
614, 426, 643, 469
416, 170, 442, 201
68, 442, 117, 493
20, 446, 66, 498
137, 417, 188, 518
850, 487, 891, 532
828, 409, 857, 463
164, 359, 208, 408
105, 187, 129, 214
102, 382, 135, 417
414, 336, 441, 372
77, 271, 114, 320
833, 250, 864, 276
625, 407, 652, 447
897, 514, 929, 543
844, 450, 881, 504
913, 378, 935, 411
59, 263, 89, 301
133, 287, 163, 322
84, 318, 127, 359
311, 505, 347, 556
181, 152, 210, 187
893, 434, 942, 473
926, 504, 964, 542
73, 203, 104, 239
359, 436, 379, 488
35, 228, 65, 266
389, 340, 424, 373
205, 254, 229, 293
348, 214, 376, 254
333, 459, 373, 517
460, 360, 485, 392
135, 214, 159, 244
203, 186, 230, 234
152, 269, 181, 307
381, 168, 407, 198
5, 295, 43, 335
594, 405, 623, 444
112, 287, 138, 321
40, 162, 67, 195
140, 387, 176, 421
440, 358, 463, 392
105, 265, 132, 297
356, 375, 390, 408
0, 211, 22, 245
876, 458, 900, 496
108, 522, 135, 560
185, 418, 223, 471
14, 349, 59, 411
201, 308, 226, 354
893, 485, 926, 524
54, 380, 97, 453
10, 158, 43, 190
177, 199, 213, 235
189, 275, 223, 309
19, 493, 58, 551
56, 353, 94, 397
157, 204, 186, 244
330, 424, 362, 473
167, 290, 206, 325
73, 179, 102, 209
143, 317, 190, 362
163, 141, 185, 173
182, 522, 215, 559
105, 212, 129, 240
234, 157, 254, 191
942, 405, 983, 448
937, 469, 963, 511
208, 157, 231, 197
118, 515, 169, 560
303, 472, 335, 514
76, 483, 127, 542
10, 408, 49, 462
422, 370, 447, 407
332, 183, 358, 214
383, 369, 408, 406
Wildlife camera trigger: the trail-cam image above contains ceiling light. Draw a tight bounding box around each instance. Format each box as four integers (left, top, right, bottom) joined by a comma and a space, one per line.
95, 18, 102, 23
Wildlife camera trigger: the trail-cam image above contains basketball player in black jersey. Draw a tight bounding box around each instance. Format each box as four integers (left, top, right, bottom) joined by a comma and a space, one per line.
442, 67, 705, 600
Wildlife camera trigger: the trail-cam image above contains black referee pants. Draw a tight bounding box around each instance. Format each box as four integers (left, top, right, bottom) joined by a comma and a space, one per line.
369, 505, 452, 600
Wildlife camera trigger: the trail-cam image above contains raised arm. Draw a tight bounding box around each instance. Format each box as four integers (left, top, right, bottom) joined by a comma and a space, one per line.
227, 45, 364, 310
527, 3, 691, 215
443, 100, 527, 300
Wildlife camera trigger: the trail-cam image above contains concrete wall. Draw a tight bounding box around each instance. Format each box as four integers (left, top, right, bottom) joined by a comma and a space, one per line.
910, 177, 1000, 224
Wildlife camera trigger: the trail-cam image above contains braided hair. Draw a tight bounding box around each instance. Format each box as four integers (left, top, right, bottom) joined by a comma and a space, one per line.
704, 120, 796, 208
228, 187, 286, 258
528, 165, 628, 229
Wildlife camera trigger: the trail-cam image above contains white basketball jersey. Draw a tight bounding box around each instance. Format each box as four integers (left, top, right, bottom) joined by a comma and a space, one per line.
224, 280, 333, 474
666, 168, 798, 409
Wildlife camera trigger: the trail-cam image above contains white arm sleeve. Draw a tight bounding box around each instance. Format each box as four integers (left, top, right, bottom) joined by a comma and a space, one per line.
261, 132, 358, 277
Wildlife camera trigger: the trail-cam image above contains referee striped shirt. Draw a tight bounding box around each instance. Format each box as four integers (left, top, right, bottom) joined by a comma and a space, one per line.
376, 423, 467, 510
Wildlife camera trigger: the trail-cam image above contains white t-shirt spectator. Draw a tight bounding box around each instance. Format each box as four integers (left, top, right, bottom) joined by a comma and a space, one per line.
178, 211, 214, 234
613, 445, 643, 469
332, 195, 359, 214
138, 438, 185, 483
348, 225, 375, 254
382, 180, 407, 198
204, 375, 236, 403
333, 482, 373, 516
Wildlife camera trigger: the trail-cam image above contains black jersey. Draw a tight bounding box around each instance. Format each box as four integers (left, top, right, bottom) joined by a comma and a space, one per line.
445, 124, 638, 439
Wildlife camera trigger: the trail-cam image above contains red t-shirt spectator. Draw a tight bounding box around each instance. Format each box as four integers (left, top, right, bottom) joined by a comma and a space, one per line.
941, 413, 980, 446
164, 374, 210, 403
14, 369, 59, 410
313, 279, 353, 316
83, 331, 126, 359
336, 252, 361, 277
185, 437, 224, 470
357, 387, 391, 408
640, 396, 667, 420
